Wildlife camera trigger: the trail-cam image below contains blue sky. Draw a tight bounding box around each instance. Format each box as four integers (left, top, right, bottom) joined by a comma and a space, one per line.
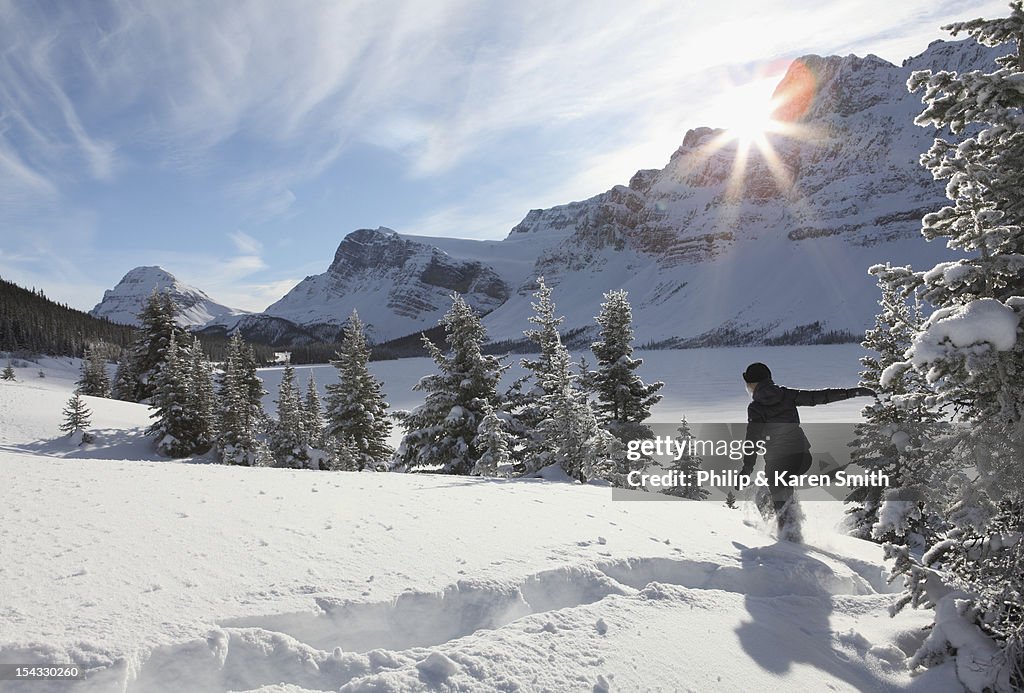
0, 0, 1008, 312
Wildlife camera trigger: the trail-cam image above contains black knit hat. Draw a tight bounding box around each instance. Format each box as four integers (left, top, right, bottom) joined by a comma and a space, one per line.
743, 362, 772, 383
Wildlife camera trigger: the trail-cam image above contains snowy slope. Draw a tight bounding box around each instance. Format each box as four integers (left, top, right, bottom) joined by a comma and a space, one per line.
0, 347, 955, 693
90, 267, 244, 329
238, 38, 1002, 346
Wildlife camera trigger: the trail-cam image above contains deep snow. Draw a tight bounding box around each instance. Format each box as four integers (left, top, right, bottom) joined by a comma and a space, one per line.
0, 347, 950, 692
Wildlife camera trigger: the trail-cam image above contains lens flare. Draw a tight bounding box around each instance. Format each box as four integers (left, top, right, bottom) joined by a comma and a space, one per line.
683, 60, 820, 204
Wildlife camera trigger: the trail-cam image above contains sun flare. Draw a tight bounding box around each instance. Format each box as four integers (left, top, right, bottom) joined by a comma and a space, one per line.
707, 78, 784, 146
689, 72, 814, 203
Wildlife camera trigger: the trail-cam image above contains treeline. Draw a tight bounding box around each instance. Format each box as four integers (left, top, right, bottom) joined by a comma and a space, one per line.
0, 276, 136, 356
0, 275, 279, 363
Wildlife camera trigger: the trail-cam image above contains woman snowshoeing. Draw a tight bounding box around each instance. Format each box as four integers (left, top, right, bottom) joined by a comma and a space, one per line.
738, 362, 875, 540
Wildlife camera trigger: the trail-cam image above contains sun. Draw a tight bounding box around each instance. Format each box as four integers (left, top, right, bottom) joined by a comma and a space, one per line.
687, 74, 814, 202
706, 78, 784, 146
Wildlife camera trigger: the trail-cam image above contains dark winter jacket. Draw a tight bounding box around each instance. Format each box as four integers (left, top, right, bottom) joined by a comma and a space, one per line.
741, 380, 858, 470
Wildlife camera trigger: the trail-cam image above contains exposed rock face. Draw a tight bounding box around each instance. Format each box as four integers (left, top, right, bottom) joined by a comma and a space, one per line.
90, 266, 242, 328
262, 228, 510, 342
475, 38, 1004, 346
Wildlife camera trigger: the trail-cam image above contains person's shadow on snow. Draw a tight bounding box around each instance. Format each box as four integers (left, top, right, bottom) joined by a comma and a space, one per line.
731, 541, 889, 690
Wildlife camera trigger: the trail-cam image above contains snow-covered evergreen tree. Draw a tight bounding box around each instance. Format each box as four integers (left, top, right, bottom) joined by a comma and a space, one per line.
512, 278, 569, 471
270, 363, 308, 468
877, 7, 1024, 497
325, 311, 392, 471
186, 338, 216, 453
887, 498, 1024, 691
323, 435, 361, 472
147, 331, 189, 457
534, 327, 620, 482
394, 296, 507, 474
877, 8, 1024, 689
147, 332, 213, 457
114, 290, 187, 403
303, 372, 323, 443
507, 278, 620, 481
472, 408, 513, 477
662, 418, 709, 500
846, 272, 944, 545
60, 392, 92, 442
216, 333, 269, 466
513, 277, 564, 435
112, 355, 137, 401
590, 290, 663, 441
77, 343, 111, 398
2, 363, 15, 381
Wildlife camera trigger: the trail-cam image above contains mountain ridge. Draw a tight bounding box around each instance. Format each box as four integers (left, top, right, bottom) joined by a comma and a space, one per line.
94, 37, 1005, 348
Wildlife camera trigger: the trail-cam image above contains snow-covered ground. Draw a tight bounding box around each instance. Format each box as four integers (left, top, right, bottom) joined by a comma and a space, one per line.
0, 348, 953, 692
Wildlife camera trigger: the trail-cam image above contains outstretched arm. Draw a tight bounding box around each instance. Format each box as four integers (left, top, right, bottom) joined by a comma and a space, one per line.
790, 386, 875, 406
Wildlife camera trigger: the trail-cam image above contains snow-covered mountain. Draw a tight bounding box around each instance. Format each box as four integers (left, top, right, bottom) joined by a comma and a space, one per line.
259, 228, 526, 343
91, 266, 244, 328
251, 38, 1001, 346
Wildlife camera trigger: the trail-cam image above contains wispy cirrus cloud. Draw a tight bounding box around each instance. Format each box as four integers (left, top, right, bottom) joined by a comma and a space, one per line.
2, 0, 1009, 203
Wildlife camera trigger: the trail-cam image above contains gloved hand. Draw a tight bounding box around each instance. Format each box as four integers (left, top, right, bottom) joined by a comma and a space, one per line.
848, 387, 877, 398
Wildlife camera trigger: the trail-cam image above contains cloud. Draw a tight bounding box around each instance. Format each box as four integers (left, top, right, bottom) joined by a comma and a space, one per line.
1, 0, 1005, 203
229, 231, 263, 256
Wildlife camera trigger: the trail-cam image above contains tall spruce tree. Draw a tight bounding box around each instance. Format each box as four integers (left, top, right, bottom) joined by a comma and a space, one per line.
395, 296, 507, 474
325, 311, 392, 470
216, 333, 268, 466
509, 278, 619, 480
877, 8, 1024, 690
186, 337, 216, 453
533, 322, 619, 483
114, 290, 187, 402
147, 332, 190, 457
303, 372, 323, 443
590, 290, 663, 441
510, 277, 567, 469
271, 363, 308, 468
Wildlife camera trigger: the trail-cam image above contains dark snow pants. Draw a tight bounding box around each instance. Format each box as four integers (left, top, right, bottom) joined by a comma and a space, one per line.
765, 450, 813, 529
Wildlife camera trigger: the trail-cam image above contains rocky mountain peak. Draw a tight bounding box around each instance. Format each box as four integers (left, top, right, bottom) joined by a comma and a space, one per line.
91, 266, 241, 328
